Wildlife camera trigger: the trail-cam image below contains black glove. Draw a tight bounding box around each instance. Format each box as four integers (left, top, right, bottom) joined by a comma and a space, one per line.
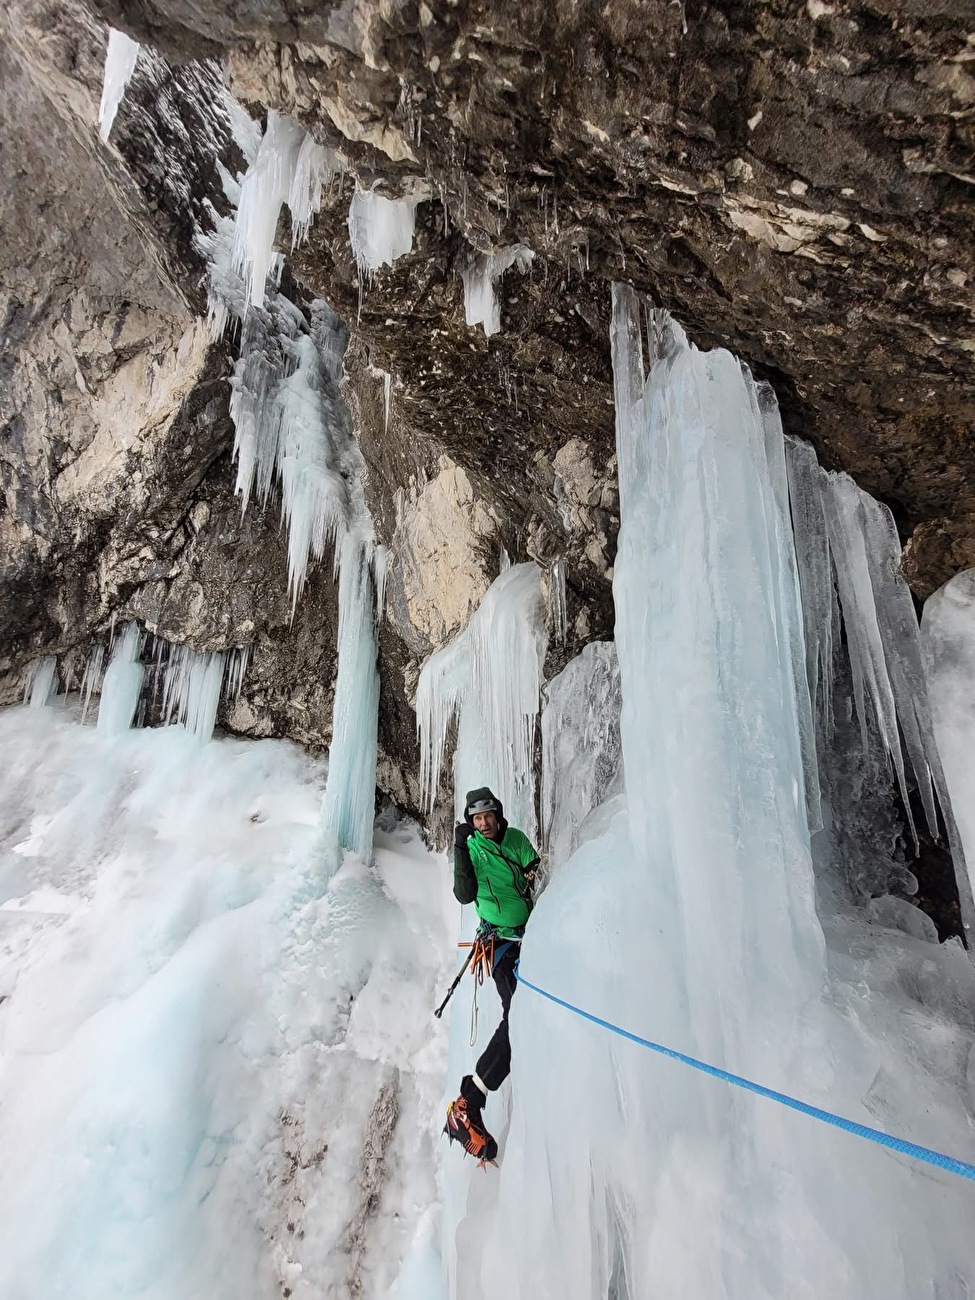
454, 822, 473, 848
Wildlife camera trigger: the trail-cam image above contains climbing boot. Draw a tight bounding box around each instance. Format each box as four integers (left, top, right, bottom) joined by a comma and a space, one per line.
444, 1076, 498, 1165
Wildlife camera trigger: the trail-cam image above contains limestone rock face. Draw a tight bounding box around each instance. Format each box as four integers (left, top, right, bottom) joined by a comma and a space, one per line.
0, 0, 339, 749
86, 0, 974, 610
2, 0, 974, 826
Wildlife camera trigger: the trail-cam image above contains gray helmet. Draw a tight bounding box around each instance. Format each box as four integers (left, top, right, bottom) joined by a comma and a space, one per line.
465, 787, 500, 818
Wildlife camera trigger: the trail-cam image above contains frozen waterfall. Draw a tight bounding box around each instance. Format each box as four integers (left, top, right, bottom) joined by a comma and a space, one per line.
439, 286, 975, 1300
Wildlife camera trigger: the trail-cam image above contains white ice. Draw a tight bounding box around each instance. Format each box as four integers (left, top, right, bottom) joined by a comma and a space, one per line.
233, 113, 336, 308
441, 286, 975, 1299
0, 702, 453, 1299
923, 569, 975, 936
549, 557, 567, 647
24, 656, 57, 709
540, 640, 622, 874
416, 562, 547, 839
320, 536, 381, 864
98, 29, 140, 143
785, 437, 972, 930
159, 646, 227, 744
97, 622, 144, 737
347, 189, 418, 277
461, 245, 534, 338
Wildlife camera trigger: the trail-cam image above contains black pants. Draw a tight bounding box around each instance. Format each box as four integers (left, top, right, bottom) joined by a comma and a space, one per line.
475, 941, 520, 1091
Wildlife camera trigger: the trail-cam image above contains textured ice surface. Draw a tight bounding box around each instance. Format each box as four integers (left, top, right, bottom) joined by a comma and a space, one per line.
320, 537, 381, 864
232, 112, 336, 307
416, 562, 547, 838
98, 29, 140, 142
549, 558, 567, 647
785, 438, 972, 932
96, 623, 144, 737
159, 647, 227, 743
0, 704, 452, 1299
443, 287, 975, 1300
24, 657, 57, 709
347, 189, 418, 275
540, 640, 621, 873
461, 245, 533, 337
923, 570, 975, 933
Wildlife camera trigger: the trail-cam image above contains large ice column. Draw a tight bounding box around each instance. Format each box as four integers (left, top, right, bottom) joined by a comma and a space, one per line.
610, 283, 824, 1049
98, 29, 141, 142
416, 563, 547, 839
922, 570, 975, 937
320, 538, 381, 864
540, 641, 622, 871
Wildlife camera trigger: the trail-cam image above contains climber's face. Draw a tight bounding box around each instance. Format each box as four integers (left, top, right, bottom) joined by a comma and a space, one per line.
472, 810, 499, 839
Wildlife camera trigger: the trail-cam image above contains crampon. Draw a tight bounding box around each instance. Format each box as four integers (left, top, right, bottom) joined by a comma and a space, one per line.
444, 1095, 498, 1167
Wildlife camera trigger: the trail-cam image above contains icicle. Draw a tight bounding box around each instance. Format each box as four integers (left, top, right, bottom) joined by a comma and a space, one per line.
24, 657, 57, 709
785, 437, 838, 734
372, 544, 389, 618
347, 189, 419, 277
461, 244, 533, 338
98, 30, 140, 143
320, 538, 380, 862
922, 571, 975, 945
288, 134, 337, 248
499, 547, 511, 574
233, 112, 306, 308
550, 558, 567, 647
225, 647, 250, 703
414, 630, 471, 812
416, 564, 547, 838
80, 645, 105, 722
97, 623, 144, 736
160, 646, 226, 743
383, 371, 392, 434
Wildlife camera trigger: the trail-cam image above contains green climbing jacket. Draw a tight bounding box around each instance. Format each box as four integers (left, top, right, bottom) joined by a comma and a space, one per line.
453, 793, 539, 940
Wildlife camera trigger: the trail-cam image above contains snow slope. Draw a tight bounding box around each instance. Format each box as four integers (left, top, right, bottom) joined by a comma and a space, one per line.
0, 703, 452, 1300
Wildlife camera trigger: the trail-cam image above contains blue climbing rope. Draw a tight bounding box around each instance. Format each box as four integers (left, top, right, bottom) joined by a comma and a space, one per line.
514, 967, 975, 1184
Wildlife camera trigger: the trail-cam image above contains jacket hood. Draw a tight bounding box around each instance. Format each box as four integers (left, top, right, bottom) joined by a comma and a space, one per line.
464, 786, 507, 834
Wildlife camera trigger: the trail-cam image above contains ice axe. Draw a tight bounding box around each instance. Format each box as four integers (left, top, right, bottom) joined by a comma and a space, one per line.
434, 946, 476, 1019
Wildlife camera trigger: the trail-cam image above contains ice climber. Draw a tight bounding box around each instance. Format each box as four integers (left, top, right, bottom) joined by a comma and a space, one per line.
444, 787, 539, 1164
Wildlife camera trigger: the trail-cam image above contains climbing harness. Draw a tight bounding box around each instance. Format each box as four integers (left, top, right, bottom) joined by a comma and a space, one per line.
514, 964, 975, 1185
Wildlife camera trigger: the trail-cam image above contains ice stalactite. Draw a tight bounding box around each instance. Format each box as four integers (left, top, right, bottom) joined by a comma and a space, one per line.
540, 641, 622, 871
98, 29, 140, 143
785, 437, 973, 935
232, 112, 338, 308
24, 657, 57, 709
416, 562, 547, 841
461, 245, 534, 338
97, 623, 145, 737
80, 646, 104, 722
347, 189, 419, 277
922, 570, 975, 939
320, 537, 381, 864
159, 648, 227, 744
549, 558, 567, 647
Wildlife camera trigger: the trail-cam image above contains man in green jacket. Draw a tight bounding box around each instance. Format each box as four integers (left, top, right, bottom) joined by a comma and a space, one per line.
444, 786, 539, 1164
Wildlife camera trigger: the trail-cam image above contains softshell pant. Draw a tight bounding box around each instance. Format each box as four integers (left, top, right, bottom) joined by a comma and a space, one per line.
475, 941, 520, 1091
